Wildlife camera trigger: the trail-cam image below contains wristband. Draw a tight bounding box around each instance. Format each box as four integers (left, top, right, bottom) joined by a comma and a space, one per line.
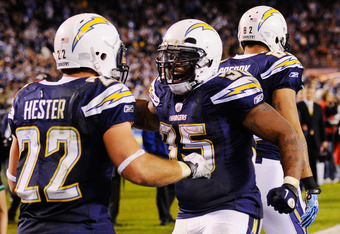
178, 161, 191, 178
6, 169, 16, 183
283, 176, 299, 190
117, 149, 145, 175
301, 176, 318, 189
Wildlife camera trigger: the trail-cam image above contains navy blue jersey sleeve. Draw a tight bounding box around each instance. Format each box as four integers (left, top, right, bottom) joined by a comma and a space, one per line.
260, 53, 304, 93
272, 66, 303, 93
80, 79, 136, 134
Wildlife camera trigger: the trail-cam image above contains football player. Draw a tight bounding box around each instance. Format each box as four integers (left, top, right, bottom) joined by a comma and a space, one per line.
134, 19, 304, 233
219, 5, 321, 233
6, 13, 211, 233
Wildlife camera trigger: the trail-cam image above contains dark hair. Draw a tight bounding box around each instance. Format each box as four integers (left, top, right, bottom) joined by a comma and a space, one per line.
321, 90, 332, 101
61, 67, 98, 76
35, 73, 54, 81
241, 41, 269, 50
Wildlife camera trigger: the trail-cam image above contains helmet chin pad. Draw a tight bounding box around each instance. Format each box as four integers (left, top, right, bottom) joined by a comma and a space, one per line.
169, 80, 196, 95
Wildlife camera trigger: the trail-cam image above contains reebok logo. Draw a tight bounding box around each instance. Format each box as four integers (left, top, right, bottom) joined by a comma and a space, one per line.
124, 105, 134, 113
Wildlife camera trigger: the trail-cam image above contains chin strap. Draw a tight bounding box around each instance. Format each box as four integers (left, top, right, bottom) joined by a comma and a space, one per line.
283, 33, 291, 51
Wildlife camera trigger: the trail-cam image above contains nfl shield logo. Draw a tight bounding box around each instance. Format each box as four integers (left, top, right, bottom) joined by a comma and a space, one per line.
175, 103, 183, 112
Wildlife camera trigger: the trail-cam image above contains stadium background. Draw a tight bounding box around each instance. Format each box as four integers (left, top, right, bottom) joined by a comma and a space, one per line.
1, 0, 339, 233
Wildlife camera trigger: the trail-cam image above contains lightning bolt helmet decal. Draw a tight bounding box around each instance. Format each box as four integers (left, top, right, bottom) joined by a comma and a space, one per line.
185, 23, 215, 36
258, 8, 280, 31
72, 17, 110, 52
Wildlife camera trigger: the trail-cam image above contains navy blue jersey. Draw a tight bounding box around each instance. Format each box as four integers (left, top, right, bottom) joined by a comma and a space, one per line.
219, 52, 303, 161
149, 71, 264, 219
8, 76, 135, 230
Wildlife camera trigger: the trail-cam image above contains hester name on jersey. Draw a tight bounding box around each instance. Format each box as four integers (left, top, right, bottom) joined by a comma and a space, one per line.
23, 99, 66, 120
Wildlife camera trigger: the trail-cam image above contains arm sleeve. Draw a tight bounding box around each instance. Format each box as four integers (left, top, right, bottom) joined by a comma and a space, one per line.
272, 67, 303, 93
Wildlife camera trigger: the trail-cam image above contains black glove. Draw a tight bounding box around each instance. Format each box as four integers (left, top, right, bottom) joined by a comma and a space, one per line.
267, 183, 298, 214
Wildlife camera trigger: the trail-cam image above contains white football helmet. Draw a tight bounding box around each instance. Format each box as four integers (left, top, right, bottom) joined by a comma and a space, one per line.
156, 19, 222, 95
238, 5, 290, 52
53, 13, 129, 83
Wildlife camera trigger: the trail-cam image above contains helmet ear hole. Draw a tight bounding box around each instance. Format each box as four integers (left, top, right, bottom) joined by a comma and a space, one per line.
184, 37, 197, 44
207, 59, 213, 67
100, 53, 107, 61
95, 51, 107, 60
275, 37, 279, 44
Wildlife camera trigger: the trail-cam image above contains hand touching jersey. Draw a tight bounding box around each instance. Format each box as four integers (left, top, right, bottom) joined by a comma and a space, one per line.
183, 152, 211, 179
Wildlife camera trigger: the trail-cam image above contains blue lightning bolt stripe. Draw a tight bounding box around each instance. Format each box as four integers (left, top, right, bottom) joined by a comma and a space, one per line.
258, 8, 279, 30
86, 88, 131, 112
185, 23, 214, 36
72, 17, 110, 52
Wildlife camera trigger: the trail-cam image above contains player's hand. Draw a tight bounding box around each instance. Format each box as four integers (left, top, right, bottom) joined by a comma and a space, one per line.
183, 152, 211, 179
300, 189, 321, 228
267, 184, 298, 214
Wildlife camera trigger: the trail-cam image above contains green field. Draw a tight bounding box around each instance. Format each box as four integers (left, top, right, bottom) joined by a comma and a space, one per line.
8, 181, 340, 234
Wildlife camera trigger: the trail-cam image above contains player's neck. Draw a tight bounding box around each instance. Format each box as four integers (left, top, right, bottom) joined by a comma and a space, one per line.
63, 71, 98, 78
243, 45, 269, 55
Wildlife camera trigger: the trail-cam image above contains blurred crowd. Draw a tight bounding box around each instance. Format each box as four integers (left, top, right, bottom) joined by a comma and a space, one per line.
297, 81, 340, 185
0, 0, 339, 109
